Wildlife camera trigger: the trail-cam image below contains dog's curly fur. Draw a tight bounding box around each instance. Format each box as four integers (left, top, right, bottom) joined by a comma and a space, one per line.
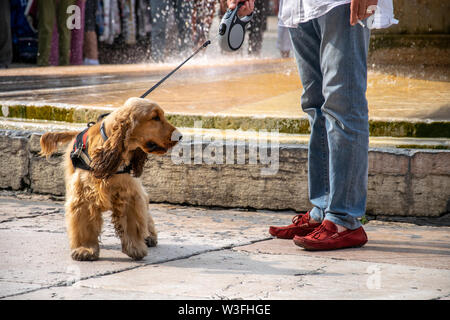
40, 98, 181, 261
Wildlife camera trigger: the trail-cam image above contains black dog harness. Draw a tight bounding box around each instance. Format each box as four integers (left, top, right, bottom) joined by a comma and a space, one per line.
70, 114, 132, 175
70, 126, 93, 171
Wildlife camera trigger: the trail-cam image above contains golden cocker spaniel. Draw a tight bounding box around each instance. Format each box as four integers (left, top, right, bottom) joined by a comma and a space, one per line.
40, 98, 181, 261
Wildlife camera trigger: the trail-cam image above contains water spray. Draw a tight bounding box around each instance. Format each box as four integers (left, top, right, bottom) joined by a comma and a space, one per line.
140, 40, 211, 98
140, 2, 252, 98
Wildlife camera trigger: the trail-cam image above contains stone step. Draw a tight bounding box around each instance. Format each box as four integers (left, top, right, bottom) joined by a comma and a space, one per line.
0, 128, 449, 218
1, 102, 449, 139
1, 117, 449, 150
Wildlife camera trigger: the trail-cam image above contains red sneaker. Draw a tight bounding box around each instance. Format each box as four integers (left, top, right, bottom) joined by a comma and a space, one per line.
269, 211, 321, 239
293, 220, 368, 251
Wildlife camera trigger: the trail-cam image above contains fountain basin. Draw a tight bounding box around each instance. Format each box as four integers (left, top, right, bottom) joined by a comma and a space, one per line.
0, 59, 449, 138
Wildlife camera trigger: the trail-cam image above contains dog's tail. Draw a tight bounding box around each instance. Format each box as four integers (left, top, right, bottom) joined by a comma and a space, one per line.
40, 131, 79, 157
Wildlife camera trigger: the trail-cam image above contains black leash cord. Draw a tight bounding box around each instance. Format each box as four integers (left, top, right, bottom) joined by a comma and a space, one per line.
140, 40, 211, 99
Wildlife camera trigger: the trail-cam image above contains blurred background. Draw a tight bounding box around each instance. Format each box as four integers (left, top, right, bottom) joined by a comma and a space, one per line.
0, 0, 448, 81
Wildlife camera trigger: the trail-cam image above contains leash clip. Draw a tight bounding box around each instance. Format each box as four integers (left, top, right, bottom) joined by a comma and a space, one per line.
72, 145, 83, 158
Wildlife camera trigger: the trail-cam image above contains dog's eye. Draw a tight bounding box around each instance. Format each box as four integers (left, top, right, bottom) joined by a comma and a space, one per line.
152, 115, 160, 121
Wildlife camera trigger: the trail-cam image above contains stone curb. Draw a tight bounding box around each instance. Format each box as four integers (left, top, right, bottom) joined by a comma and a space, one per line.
1, 102, 449, 138
1, 129, 449, 217
370, 34, 450, 50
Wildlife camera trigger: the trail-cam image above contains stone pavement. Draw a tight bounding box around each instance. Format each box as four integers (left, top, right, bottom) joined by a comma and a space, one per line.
1, 193, 449, 300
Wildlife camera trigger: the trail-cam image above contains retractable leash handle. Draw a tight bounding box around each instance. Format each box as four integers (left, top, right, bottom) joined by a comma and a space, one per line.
218, 2, 254, 52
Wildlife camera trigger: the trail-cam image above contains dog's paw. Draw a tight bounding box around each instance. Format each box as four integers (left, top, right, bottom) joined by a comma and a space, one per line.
71, 247, 99, 261
122, 242, 148, 261
145, 235, 158, 247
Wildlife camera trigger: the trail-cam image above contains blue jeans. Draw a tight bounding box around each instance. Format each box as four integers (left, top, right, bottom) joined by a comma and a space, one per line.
289, 4, 370, 230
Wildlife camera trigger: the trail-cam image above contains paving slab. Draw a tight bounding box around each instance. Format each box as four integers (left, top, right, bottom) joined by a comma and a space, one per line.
1, 195, 449, 300
11, 248, 450, 300
0, 196, 63, 223
236, 221, 450, 270
0, 195, 290, 299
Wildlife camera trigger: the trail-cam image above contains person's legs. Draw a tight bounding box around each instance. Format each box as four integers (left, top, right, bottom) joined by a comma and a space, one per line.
270, 4, 370, 246
0, 0, 12, 68
150, 0, 169, 62
56, 0, 76, 65
70, 0, 85, 65
289, 20, 328, 225
37, 0, 57, 66
174, 0, 193, 54
83, 0, 99, 64
269, 20, 331, 240
318, 4, 370, 230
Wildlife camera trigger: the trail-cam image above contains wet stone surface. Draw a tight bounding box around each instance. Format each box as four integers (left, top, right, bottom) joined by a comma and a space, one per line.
1, 59, 449, 122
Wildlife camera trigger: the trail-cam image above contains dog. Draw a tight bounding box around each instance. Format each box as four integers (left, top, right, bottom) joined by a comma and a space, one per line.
40, 97, 182, 261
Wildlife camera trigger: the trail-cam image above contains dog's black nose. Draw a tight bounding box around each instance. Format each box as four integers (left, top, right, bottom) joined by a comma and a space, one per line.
172, 130, 183, 142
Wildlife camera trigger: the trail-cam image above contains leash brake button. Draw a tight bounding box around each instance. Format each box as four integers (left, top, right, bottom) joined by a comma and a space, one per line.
219, 24, 226, 35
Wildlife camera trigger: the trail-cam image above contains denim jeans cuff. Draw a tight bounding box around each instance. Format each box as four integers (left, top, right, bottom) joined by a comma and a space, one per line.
309, 207, 324, 223
324, 213, 362, 230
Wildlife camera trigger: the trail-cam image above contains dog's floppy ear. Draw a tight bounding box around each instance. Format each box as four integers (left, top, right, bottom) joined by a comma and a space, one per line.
130, 148, 148, 178
90, 113, 134, 179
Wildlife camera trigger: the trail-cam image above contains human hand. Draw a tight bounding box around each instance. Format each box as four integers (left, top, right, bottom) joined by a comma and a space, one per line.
227, 0, 255, 17
350, 0, 378, 26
